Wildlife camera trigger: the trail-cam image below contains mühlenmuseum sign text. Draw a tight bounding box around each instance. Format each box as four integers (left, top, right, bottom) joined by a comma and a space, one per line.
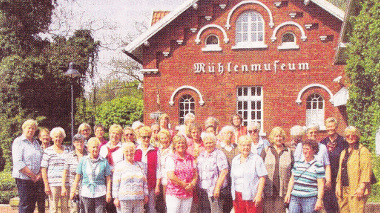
193, 61, 310, 74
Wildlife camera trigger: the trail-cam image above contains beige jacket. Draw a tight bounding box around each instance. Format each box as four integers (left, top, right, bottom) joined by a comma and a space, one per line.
336, 144, 372, 197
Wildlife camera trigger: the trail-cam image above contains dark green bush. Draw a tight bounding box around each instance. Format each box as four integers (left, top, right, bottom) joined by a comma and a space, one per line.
0, 171, 16, 190
369, 155, 380, 202
0, 190, 18, 204
0, 171, 17, 204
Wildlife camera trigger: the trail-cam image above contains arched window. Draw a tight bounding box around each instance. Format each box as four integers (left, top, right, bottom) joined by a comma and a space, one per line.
206, 35, 219, 45
234, 11, 266, 49
202, 34, 222, 51
278, 32, 299, 50
306, 93, 324, 128
179, 95, 195, 124
282, 32, 295, 42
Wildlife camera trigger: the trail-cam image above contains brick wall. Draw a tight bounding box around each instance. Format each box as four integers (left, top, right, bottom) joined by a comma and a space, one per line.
141, 0, 347, 136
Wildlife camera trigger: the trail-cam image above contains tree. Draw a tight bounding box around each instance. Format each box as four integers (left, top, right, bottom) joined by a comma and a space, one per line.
345, 0, 380, 150
95, 96, 143, 128
0, 1, 99, 168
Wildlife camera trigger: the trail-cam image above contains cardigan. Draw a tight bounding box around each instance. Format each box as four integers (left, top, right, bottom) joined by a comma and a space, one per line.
336, 144, 372, 196
261, 146, 293, 197
135, 146, 159, 190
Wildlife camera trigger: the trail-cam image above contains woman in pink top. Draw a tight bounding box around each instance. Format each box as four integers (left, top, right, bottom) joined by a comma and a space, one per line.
166, 134, 198, 213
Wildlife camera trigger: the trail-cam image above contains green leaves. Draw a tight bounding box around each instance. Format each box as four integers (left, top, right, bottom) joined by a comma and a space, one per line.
346, 0, 380, 151
95, 96, 143, 129
0, 1, 100, 168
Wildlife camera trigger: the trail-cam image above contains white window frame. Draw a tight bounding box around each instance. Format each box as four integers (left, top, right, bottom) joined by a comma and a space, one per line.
233, 11, 267, 50
179, 94, 195, 124
306, 93, 325, 129
202, 34, 222, 52
236, 86, 264, 132
278, 32, 299, 50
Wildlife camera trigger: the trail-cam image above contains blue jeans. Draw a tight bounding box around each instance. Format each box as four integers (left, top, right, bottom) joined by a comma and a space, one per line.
289, 196, 318, 213
16, 178, 45, 213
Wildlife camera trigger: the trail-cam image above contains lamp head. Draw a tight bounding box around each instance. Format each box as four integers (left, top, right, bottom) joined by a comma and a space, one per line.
64, 62, 80, 78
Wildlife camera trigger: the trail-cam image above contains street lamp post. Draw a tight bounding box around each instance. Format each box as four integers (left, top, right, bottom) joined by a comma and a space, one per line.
64, 62, 81, 140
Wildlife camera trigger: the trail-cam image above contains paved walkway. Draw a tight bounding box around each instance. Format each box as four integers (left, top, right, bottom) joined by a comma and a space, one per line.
0, 204, 18, 213
0, 204, 46, 213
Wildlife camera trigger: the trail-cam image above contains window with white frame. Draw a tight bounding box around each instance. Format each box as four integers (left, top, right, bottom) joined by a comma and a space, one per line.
236, 86, 263, 128
306, 93, 325, 128
202, 34, 222, 52
278, 32, 299, 50
179, 94, 195, 124
233, 11, 267, 49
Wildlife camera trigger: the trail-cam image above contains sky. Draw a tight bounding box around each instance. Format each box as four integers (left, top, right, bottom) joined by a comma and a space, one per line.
50, 0, 185, 89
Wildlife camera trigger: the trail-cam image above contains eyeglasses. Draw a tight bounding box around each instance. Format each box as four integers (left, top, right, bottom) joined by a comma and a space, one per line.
346, 134, 357, 138
248, 129, 259, 134
125, 133, 134, 136
141, 136, 151, 139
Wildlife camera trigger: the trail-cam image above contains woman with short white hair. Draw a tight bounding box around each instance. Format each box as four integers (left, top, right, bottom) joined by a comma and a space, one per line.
70, 137, 112, 213
113, 142, 148, 213
41, 127, 71, 213
216, 125, 239, 213
177, 113, 195, 139
287, 125, 305, 152
198, 133, 228, 213
231, 135, 267, 212
78, 123, 92, 141
247, 122, 270, 156
12, 119, 45, 213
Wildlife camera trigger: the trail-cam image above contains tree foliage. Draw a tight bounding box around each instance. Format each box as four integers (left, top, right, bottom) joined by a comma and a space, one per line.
0, 0, 99, 168
95, 96, 143, 129
345, 0, 380, 150
74, 78, 143, 131
92, 80, 142, 105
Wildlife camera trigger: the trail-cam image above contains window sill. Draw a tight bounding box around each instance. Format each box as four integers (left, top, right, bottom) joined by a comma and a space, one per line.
278, 43, 299, 50
202, 46, 222, 52
232, 43, 268, 50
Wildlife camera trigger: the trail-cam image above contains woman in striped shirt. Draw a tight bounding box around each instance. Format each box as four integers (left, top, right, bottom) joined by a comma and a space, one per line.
112, 142, 148, 213
284, 139, 325, 213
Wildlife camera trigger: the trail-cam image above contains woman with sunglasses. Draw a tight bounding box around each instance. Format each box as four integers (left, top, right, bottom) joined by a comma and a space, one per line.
135, 126, 161, 213
123, 126, 136, 144
247, 122, 270, 156
335, 126, 372, 213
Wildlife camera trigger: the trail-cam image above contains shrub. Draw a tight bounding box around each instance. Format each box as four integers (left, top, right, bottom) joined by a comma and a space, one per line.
369, 155, 380, 202
0, 171, 17, 204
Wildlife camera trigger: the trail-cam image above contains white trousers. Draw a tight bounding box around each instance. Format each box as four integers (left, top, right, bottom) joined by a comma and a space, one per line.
165, 195, 192, 213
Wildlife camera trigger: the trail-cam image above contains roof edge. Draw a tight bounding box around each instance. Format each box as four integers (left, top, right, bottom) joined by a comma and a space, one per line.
123, 0, 198, 60
123, 0, 345, 63
311, 0, 345, 21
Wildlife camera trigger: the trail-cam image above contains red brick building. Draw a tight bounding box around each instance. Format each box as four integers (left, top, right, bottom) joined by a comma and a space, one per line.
123, 0, 350, 136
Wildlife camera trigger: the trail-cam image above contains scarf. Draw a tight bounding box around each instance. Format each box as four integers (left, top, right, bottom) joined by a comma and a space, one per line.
106, 146, 120, 166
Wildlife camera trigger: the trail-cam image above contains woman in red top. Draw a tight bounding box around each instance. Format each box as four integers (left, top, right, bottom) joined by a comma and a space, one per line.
134, 126, 160, 213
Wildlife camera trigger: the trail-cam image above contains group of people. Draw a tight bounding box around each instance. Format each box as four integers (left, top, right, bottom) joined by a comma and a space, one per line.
12, 113, 373, 213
